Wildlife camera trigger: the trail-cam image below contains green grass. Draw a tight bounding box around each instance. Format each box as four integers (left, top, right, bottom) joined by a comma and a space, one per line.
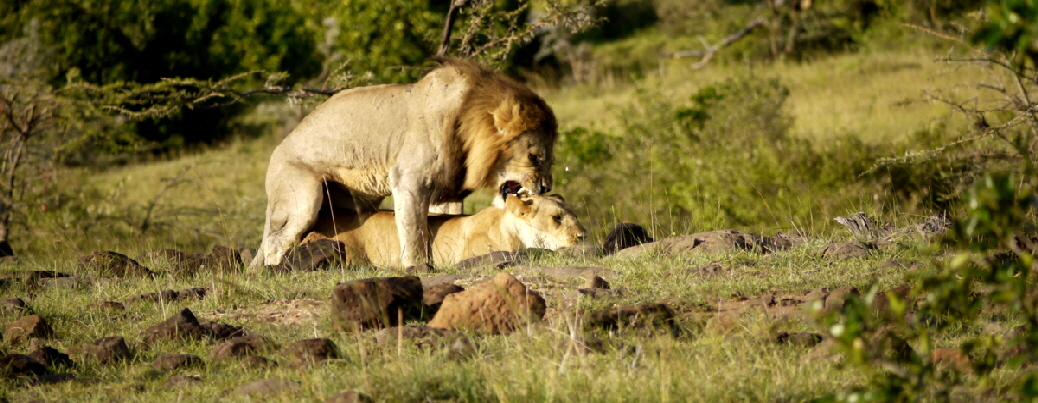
2, 237, 964, 402
0, 42, 1024, 401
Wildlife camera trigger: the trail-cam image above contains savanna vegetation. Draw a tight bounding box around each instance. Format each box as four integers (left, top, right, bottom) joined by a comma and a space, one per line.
0, 0, 1036, 401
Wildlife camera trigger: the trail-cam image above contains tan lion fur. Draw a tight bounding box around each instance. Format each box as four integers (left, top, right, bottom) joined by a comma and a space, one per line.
307, 194, 586, 267
252, 58, 558, 268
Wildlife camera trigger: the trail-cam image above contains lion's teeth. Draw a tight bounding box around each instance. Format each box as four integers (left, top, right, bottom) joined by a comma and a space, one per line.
517, 187, 531, 195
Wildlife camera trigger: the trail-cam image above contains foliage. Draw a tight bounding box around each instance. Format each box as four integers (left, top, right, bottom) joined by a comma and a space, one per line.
819, 172, 1037, 401
0, 0, 323, 146
328, 0, 443, 84
554, 75, 887, 236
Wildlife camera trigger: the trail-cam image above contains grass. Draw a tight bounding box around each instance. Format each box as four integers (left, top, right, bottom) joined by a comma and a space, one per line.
2, 235, 953, 402
0, 42, 1026, 401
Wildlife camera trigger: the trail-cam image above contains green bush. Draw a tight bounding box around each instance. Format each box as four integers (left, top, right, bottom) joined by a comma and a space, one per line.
554, 75, 887, 238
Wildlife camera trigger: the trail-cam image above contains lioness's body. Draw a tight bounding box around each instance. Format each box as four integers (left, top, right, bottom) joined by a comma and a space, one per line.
253, 59, 558, 268
309, 194, 585, 267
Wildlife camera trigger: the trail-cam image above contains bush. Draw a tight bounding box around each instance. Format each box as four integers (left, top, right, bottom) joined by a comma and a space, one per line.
554, 75, 887, 238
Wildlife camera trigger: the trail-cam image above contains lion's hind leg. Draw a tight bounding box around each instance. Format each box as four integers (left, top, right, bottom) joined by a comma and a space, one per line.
258, 167, 324, 266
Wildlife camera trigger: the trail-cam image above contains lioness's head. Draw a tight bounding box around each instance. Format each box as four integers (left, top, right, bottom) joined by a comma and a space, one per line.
505, 193, 586, 249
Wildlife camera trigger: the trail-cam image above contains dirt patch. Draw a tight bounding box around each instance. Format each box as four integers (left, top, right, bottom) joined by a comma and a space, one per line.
209, 298, 328, 327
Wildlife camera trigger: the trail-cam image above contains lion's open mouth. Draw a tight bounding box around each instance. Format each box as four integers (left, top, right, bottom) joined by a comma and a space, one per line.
500, 181, 524, 199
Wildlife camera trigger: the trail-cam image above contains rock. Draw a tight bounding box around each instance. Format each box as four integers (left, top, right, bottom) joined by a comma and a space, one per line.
0, 298, 28, 314
90, 301, 125, 311
581, 276, 610, 289
612, 230, 791, 259
142, 309, 209, 343
148, 248, 193, 262
880, 259, 920, 271
405, 263, 435, 274
152, 354, 203, 371
585, 304, 676, 334
236, 379, 300, 395
573, 288, 626, 299
420, 275, 472, 289
240, 355, 277, 369
823, 287, 860, 312
770, 332, 824, 347
282, 338, 339, 367
816, 242, 876, 261
31, 373, 75, 385
330, 276, 423, 332
932, 348, 971, 370
423, 283, 464, 306
28, 347, 73, 369
277, 239, 348, 271
870, 286, 912, 316
867, 328, 913, 361
806, 337, 840, 362
691, 263, 728, 278
447, 337, 477, 359
4, 315, 54, 344
209, 335, 277, 362
373, 326, 452, 348
239, 249, 257, 266
0, 354, 49, 378
603, 223, 654, 255
68, 336, 132, 364
142, 308, 243, 343
509, 265, 618, 279
78, 251, 153, 277
804, 287, 830, 303
556, 244, 604, 258
207, 245, 243, 273
165, 375, 203, 388
0, 271, 72, 288
428, 273, 546, 333
326, 391, 375, 403
124, 288, 209, 305
454, 251, 519, 269
198, 318, 245, 339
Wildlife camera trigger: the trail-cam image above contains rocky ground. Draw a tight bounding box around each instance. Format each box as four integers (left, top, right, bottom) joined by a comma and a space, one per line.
0, 214, 1008, 402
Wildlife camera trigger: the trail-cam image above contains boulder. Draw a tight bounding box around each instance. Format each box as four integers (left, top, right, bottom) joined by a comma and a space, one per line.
330, 276, 423, 332
282, 338, 339, 367
427, 272, 546, 333
585, 303, 676, 334
152, 354, 203, 371
67, 337, 131, 364
277, 239, 348, 271
612, 230, 791, 258
326, 391, 375, 403
4, 315, 54, 344
603, 223, 654, 255
78, 251, 153, 277
142, 308, 244, 343
0, 354, 48, 378
28, 347, 73, 369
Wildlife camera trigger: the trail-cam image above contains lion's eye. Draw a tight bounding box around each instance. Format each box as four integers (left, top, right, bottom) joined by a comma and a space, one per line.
552, 215, 562, 224
529, 154, 539, 164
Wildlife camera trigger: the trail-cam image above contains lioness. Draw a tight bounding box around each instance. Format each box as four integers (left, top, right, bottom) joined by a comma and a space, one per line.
253, 58, 558, 268
308, 194, 586, 267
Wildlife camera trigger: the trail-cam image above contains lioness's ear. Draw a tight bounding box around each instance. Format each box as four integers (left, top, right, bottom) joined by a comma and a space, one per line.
505, 194, 533, 215
545, 194, 565, 203
492, 97, 522, 135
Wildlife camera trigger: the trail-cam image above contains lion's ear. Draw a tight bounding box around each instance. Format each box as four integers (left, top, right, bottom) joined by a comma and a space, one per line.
492, 97, 522, 135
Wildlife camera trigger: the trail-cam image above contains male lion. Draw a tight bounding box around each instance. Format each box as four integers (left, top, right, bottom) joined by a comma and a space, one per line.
252, 58, 558, 268
308, 193, 586, 267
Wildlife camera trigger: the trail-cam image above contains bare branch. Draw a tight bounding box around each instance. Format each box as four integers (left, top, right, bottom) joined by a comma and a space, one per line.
438, 0, 468, 57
